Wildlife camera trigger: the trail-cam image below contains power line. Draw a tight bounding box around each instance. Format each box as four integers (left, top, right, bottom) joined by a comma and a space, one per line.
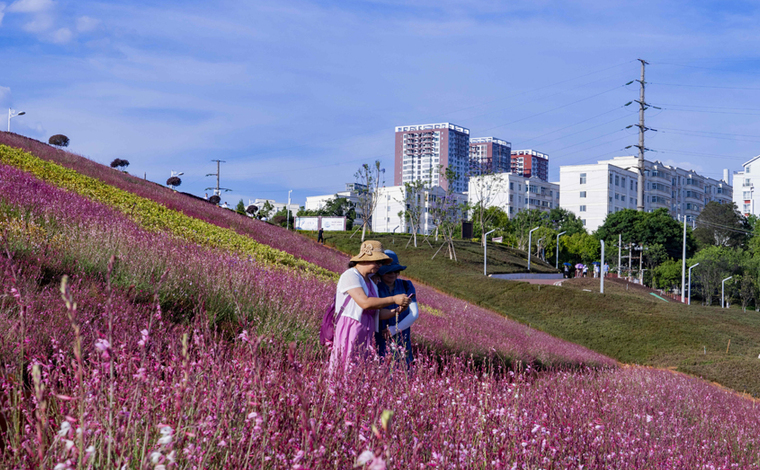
551, 134, 632, 161
659, 103, 760, 112
481, 84, 627, 133
659, 129, 760, 144
656, 148, 749, 160
517, 106, 626, 144
657, 127, 760, 139
518, 108, 636, 148
650, 82, 760, 91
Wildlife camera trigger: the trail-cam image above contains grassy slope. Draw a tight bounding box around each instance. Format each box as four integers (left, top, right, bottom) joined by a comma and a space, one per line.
310, 232, 760, 396
4, 132, 758, 394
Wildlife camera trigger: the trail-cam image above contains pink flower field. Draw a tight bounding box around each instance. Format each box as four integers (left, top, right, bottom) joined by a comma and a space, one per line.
2, 142, 760, 468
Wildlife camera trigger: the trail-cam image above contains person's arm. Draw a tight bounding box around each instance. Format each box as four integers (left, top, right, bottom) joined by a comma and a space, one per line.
378, 307, 401, 320
345, 287, 409, 311
387, 301, 419, 335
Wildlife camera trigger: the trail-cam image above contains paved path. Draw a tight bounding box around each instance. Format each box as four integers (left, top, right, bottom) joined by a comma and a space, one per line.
515, 278, 565, 285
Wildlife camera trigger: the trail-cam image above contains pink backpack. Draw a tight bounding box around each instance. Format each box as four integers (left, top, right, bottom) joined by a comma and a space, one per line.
320, 282, 377, 347
319, 296, 351, 347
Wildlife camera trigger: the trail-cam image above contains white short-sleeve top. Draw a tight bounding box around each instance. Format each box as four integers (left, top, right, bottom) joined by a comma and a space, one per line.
336, 268, 377, 325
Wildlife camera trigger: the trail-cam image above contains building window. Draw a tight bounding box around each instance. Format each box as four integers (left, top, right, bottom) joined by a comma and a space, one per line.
621, 177, 626, 187
580, 205, 587, 212
615, 193, 620, 200
580, 191, 587, 198
615, 175, 620, 186
580, 173, 587, 184
581, 219, 586, 226
744, 191, 752, 200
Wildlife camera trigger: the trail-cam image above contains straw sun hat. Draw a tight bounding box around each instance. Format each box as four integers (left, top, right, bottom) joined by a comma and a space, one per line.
350, 240, 392, 264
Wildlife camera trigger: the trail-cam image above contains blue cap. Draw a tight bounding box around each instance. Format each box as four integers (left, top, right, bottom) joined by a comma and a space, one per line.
377, 250, 407, 275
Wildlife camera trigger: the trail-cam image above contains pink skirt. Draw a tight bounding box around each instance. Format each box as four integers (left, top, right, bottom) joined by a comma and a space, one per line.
329, 312, 376, 374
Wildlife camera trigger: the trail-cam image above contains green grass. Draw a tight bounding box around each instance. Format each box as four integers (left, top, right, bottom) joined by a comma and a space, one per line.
308, 231, 760, 396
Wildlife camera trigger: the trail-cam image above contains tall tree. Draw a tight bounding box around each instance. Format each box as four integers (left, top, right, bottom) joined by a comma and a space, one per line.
596, 208, 694, 260
467, 173, 508, 245
693, 201, 749, 249
429, 167, 464, 261
354, 161, 384, 241
398, 180, 426, 247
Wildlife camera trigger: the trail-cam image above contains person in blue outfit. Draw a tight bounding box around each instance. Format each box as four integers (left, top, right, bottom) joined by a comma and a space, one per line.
374, 250, 419, 367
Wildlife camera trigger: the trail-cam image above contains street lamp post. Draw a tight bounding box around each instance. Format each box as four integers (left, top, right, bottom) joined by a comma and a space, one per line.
600, 240, 605, 294
617, 234, 622, 278
722, 276, 733, 309
286, 190, 293, 231
555, 231, 567, 270
528, 227, 539, 271
688, 263, 700, 306
484, 229, 496, 276
7, 108, 26, 132
681, 215, 687, 303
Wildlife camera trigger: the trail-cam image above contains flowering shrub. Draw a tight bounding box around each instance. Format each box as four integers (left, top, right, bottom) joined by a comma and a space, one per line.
0, 162, 610, 367
2, 144, 760, 467
0, 144, 335, 279
0, 133, 349, 273
2, 271, 760, 468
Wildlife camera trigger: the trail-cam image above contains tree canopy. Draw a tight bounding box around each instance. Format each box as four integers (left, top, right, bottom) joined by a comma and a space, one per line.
693, 201, 748, 249
595, 208, 695, 259
48, 134, 70, 147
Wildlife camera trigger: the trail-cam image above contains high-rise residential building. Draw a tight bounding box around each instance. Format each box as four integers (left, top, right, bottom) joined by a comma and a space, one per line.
560, 156, 732, 232
511, 149, 549, 181
469, 137, 512, 175
394, 122, 470, 193
468, 174, 559, 218
733, 156, 760, 216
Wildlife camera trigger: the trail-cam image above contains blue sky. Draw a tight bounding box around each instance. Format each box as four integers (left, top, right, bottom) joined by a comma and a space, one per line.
2, 0, 760, 206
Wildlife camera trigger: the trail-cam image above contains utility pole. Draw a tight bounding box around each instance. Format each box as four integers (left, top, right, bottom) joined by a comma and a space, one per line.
205, 159, 232, 197
625, 60, 659, 212
635, 59, 648, 212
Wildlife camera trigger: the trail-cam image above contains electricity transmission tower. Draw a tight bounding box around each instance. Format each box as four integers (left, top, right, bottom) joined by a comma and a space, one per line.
625, 59, 659, 212
205, 159, 232, 196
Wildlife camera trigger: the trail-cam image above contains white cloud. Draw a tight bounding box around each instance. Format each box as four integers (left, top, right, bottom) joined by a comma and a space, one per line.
51, 26, 71, 43
0, 3, 6, 27
21, 12, 52, 32
0, 85, 10, 103
7, 0, 53, 13
76, 15, 99, 33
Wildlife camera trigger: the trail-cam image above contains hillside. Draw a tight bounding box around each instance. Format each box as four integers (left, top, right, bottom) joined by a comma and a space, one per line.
3, 134, 760, 467
311, 232, 760, 396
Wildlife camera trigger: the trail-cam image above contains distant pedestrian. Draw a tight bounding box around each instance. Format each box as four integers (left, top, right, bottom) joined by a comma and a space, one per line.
604, 263, 609, 277
318, 227, 325, 244
583, 265, 588, 277
593, 264, 599, 278
563, 265, 569, 278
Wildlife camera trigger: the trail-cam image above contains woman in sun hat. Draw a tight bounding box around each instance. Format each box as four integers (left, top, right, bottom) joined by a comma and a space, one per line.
330, 240, 411, 373
375, 250, 419, 367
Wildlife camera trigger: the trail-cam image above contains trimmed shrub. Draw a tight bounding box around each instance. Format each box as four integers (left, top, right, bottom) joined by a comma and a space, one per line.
110, 158, 129, 169
48, 134, 70, 147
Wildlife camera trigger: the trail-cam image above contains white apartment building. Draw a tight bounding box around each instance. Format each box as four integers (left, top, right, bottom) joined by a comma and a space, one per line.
559, 163, 639, 231
468, 173, 560, 218
733, 156, 760, 216
560, 156, 732, 232
304, 183, 365, 212
598, 157, 732, 219
252, 198, 299, 215
372, 185, 467, 235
